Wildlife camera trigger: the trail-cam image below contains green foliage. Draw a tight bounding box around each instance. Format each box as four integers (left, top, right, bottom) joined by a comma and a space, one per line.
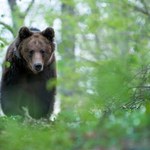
3, 61, 11, 68
0, 106, 150, 150
1, 0, 150, 149
0, 40, 5, 48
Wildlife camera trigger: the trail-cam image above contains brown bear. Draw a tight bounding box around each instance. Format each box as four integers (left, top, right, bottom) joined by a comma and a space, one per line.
0, 27, 57, 119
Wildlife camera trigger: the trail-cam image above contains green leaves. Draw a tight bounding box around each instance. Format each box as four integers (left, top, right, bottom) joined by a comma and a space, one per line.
46, 78, 57, 90
3, 61, 11, 68
1, 0, 150, 149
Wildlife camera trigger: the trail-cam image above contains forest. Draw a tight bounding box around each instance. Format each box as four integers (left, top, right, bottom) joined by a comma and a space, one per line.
0, 0, 150, 149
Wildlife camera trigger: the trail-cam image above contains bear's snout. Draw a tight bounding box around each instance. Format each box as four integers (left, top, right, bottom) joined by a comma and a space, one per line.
34, 63, 43, 72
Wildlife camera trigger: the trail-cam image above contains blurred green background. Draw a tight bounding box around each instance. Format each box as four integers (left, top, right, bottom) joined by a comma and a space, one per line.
0, 0, 150, 149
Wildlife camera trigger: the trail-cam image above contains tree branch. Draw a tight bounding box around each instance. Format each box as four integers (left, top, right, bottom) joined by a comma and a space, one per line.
25, 0, 35, 14
140, 0, 149, 14
0, 21, 14, 36
0, 37, 8, 45
8, 0, 16, 11
129, 0, 150, 17
78, 56, 100, 66
134, 5, 150, 16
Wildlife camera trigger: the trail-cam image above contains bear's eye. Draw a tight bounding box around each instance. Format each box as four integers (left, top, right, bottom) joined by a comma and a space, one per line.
29, 50, 34, 56
40, 49, 45, 55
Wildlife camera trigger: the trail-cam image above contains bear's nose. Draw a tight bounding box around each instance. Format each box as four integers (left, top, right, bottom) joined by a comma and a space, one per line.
34, 63, 42, 72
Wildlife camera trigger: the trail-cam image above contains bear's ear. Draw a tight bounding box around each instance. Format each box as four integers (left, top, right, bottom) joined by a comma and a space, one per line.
42, 27, 55, 42
18, 26, 32, 40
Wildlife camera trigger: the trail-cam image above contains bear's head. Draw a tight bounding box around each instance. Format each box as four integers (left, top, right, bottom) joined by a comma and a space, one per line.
15, 26, 55, 74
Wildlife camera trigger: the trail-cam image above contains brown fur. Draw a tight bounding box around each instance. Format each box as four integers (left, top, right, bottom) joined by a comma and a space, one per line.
0, 27, 57, 119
